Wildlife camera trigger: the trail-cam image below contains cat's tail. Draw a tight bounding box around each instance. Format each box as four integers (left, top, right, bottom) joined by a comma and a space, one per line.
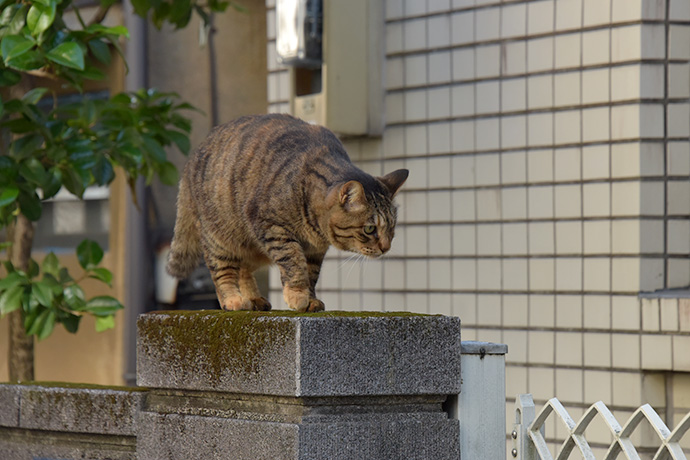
167, 177, 202, 279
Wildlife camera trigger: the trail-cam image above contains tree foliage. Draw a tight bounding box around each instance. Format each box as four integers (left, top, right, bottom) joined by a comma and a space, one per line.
0, 0, 229, 340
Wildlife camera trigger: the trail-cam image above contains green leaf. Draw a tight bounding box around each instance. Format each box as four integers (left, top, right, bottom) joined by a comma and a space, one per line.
166, 129, 190, 154
87, 39, 110, 65
22, 87, 48, 105
41, 167, 62, 199
61, 313, 81, 333
27, 258, 39, 278
142, 135, 166, 163
17, 190, 42, 221
89, 267, 113, 286
11, 134, 44, 159
95, 314, 115, 332
76, 239, 103, 269
0, 271, 24, 292
92, 155, 115, 185
46, 42, 85, 70
0, 68, 21, 86
157, 161, 178, 185
84, 296, 123, 316
19, 157, 48, 186
6, 49, 43, 71
27, 1, 56, 37
37, 309, 56, 340
63, 284, 85, 310
0, 185, 19, 208
31, 280, 54, 306
0, 284, 24, 315
1, 35, 35, 62
42, 252, 60, 277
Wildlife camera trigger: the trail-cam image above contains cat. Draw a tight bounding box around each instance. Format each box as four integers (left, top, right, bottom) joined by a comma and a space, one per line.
166, 113, 408, 312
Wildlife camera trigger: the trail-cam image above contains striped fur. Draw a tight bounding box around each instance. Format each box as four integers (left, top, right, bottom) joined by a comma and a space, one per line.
167, 114, 408, 312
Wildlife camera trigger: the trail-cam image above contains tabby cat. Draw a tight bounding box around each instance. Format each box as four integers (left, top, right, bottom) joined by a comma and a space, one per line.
167, 114, 408, 312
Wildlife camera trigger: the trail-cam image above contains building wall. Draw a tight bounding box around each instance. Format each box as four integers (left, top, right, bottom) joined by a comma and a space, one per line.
267, 0, 690, 456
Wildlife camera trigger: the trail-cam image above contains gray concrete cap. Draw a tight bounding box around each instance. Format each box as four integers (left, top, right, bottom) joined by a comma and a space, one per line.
137, 311, 462, 396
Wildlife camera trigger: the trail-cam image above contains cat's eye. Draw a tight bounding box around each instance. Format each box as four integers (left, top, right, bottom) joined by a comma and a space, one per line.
363, 225, 376, 235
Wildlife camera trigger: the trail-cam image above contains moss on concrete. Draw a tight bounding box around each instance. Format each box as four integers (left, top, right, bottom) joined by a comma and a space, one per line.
12, 381, 147, 392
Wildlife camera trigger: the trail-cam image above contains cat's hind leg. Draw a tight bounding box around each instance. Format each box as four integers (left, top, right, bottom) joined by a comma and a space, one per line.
239, 267, 272, 311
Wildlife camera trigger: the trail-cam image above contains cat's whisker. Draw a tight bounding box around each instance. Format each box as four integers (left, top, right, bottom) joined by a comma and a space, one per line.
338, 252, 359, 271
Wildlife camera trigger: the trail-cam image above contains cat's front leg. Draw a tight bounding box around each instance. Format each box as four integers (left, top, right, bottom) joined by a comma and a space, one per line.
265, 238, 324, 312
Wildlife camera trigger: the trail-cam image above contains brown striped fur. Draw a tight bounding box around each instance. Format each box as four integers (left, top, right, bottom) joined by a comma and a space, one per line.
167, 114, 408, 312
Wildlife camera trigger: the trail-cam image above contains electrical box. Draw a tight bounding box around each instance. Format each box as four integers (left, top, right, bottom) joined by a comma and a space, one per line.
277, 0, 384, 137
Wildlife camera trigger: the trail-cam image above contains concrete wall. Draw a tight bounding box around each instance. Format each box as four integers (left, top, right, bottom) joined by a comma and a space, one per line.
265, 1, 690, 456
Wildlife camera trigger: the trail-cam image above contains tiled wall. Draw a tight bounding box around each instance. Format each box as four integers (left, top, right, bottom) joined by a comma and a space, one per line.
266, 0, 690, 455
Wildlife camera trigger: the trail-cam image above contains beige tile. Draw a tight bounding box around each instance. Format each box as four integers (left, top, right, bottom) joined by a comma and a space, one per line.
556, 0, 582, 32
673, 336, 690, 371
503, 294, 529, 327
383, 127, 404, 158
477, 294, 502, 326
475, 153, 500, 186
361, 260, 383, 290
454, 293, 477, 323
476, 189, 501, 221
451, 48, 475, 82
528, 331, 555, 365
583, 0, 611, 26
530, 294, 556, 327
642, 0, 666, 20
430, 260, 452, 291
554, 184, 581, 219
405, 226, 428, 256
582, 29, 610, 65
430, 293, 452, 316
451, 190, 476, 221
556, 295, 583, 328
475, 44, 501, 79
639, 180, 665, 215
528, 185, 554, 219
504, 259, 529, 291
429, 225, 452, 256
611, 181, 639, 216
502, 78, 527, 113
503, 222, 528, 256
555, 221, 582, 255
669, 25, 690, 60
639, 258, 664, 292
529, 222, 555, 255
668, 103, 690, 138
529, 258, 555, 291
556, 258, 582, 292
555, 110, 581, 145
612, 372, 642, 406
476, 223, 501, 256
640, 64, 665, 99
583, 332, 611, 367
502, 151, 527, 185
475, 118, 500, 151
582, 68, 610, 105
427, 15, 451, 49
668, 220, 690, 255
584, 295, 611, 329
504, 330, 528, 364
429, 156, 452, 187
528, 113, 554, 146
641, 334, 673, 370
451, 155, 475, 187
680, 299, 690, 332
404, 55, 427, 86
406, 260, 429, 290
501, 3, 526, 38
404, 125, 428, 156
668, 259, 690, 290
556, 332, 583, 366
527, 150, 554, 183
640, 103, 665, 139
405, 0, 426, 17
611, 333, 640, 369
583, 257, 611, 292
670, 0, 690, 20
502, 116, 528, 150
476, 81, 500, 115
403, 18, 427, 52
385, 0, 403, 20
527, 75, 554, 110
554, 71, 581, 107
429, 88, 452, 120
610, 143, 640, 179
505, 365, 528, 399
477, 259, 501, 291
611, 25, 642, 62
582, 183, 610, 217
661, 298, 679, 332
504, 41, 526, 76
404, 90, 427, 122
406, 293, 429, 314
555, 368, 584, 404
668, 181, 690, 216
612, 296, 640, 330
611, 104, 641, 140
429, 123, 451, 154
475, 6, 500, 42
668, 142, 690, 175
639, 220, 664, 254
404, 191, 428, 223
528, 0, 555, 35
429, 190, 452, 221
584, 220, 611, 255
582, 108, 610, 143
528, 37, 554, 73
383, 259, 405, 290
611, 220, 639, 254
528, 367, 555, 401
554, 148, 581, 182
452, 224, 476, 256
451, 11, 474, 45
612, 257, 643, 293
387, 22, 404, 54
584, 370, 612, 404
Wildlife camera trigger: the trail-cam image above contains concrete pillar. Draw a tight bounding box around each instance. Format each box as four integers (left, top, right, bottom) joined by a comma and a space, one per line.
135, 311, 462, 460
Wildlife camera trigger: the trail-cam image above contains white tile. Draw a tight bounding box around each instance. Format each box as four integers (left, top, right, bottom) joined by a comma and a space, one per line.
527, 37, 554, 73
501, 78, 526, 112
530, 257, 556, 290
383, 259, 405, 290
528, 113, 554, 146
503, 223, 528, 256
429, 51, 452, 84
501, 151, 527, 185
475, 44, 501, 79
404, 191, 428, 223
404, 55, 427, 86
451, 120, 476, 152
612, 0, 641, 22
527, 75, 553, 109
582, 183, 610, 217
582, 108, 610, 143
611, 104, 640, 140
429, 225, 452, 256
503, 41, 526, 76
555, 33, 581, 70
476, 81, 500, 114
403, 158, 427, 188
554, 184, 581, 219
404, 18, 427, 51
582, 145, 610, 180
475, 7, 500, 42
428, 121, 451, 154
584, 220, 611, 254
556, 0, 582, 31
475, 118, 500, 151
502, 187, 528, 220
452, 190, 476, 221
640, 181, 664, 216
476, 189, 502, 221
554, 72, 581, 108
451, 155, 475, 187
427, 15, 451, 48
501, 115, 527, 149
452, 224, 476, 256
612, 25, 642, 62
612, 219, 640, 254
428, 87, 451, 119
451, 11, 475, 45
475, 153, 500, 186
528, 0, 555, 35
429, 260, 452, 290
556, 331, 583, 366
582, 68, 610, 105
452, 48, 475, 81
556, 295, 583, 327
527, 149, 553, 183
477, 259, 502, 290
406, 260, 428, 290
612, 296, 640, 330
476, 223, 501, 256
554, 148, 581, 182
383, 127, 404, 158
582, 29, 610, 65
528, 185, 554, 219
404, 125, 428, 157
451, 83, 475, 117
404, 90, 427, 121
528, 222, 555, 255
583, 257, 611, 292
583, 0, 611, 26
556, 221, 582, 255
611, 65, 640, 102
640, 142, 664, 177
640, 258, 664, 292
428, 190, 452, 221
501, 3, 526, 38
504, 259, 528, 291
554, 110, 581, 145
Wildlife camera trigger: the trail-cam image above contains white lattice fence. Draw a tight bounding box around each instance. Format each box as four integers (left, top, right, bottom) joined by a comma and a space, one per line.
512, 394, 690, 460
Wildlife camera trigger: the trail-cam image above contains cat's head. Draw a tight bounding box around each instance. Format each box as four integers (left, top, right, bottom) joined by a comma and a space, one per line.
327, 169, 409, 258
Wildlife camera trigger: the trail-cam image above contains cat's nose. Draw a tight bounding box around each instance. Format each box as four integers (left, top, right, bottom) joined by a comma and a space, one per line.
379, 238, 391, 254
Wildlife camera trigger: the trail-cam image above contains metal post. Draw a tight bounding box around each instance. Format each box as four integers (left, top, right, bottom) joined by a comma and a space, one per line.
513, 394, 539, 460
457, 341, 508, 460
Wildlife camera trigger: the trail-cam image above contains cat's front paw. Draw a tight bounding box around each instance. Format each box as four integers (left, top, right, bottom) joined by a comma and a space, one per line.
306, 298, 325, 312
250, 297, 272, 311
221, 295, 254, 311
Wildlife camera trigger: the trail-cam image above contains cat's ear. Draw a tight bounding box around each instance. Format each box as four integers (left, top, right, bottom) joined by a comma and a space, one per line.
379, 169, 409, 197
339, 181, 366, 212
